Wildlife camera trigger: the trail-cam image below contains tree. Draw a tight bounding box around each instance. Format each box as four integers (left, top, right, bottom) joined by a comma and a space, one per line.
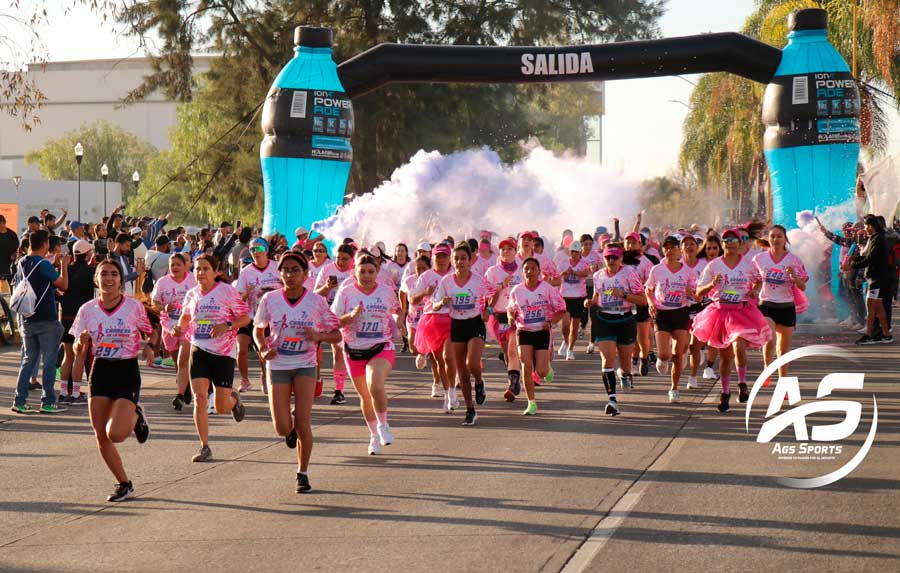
25, 120, 157, 204
117, 0, 663, 219
680, 0, 900, 221
1, 1, 116, 130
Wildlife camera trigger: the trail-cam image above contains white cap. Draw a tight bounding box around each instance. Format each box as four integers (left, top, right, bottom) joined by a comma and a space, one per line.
416, 241, 432, 252
72, 239, 93, 256
294, 226, 309, 237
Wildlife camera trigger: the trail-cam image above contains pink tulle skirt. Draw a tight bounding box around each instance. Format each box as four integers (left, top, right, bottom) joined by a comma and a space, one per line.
690, 302, 773, 349
793, 285, 809, 315
486, 314, 515, 344
414, 313, 451, 355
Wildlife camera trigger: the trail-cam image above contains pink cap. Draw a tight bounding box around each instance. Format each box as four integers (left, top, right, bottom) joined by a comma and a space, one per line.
603, 246, 623, 258
624, 231, 642, 243
433, 244, 451, 256
599, 233, 612, 243
722, 228, 742, 240
519, 231, 537, 240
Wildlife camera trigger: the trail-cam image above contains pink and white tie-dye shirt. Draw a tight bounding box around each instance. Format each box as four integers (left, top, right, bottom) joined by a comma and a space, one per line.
433, 272, 495, 320
592, 266, 644, 314
69, 297, 152, 360
699, 255, 762, 305
255, 289, 339, 369
646, 262, 699, 309
182, 282, 250, 357
331, 282, 401, 350
151, 273, 198, 328
753, 251, 809, 304
507, 280, 566, 332
234, 260, 283, 317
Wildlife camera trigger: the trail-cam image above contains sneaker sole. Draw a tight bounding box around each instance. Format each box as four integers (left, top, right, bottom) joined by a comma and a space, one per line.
108, 490, 136, 502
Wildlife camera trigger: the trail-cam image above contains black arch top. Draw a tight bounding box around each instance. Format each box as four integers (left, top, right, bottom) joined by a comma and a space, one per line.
337, 32, 783, 99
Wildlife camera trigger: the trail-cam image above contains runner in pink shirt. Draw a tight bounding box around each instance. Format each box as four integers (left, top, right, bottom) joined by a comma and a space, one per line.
485, 237, 525, 402
753, 224, 809, 380
400, 255, 443, 396
332, 253, 403, 455
578, 234, 602, 350
586, 246, 646, 416
234, 238, 282, 393
70, 259, 155, 502
412, 243, 457, 410
254, 252, 341, 493
507, 257, 566, 416
645, 236, 699, 403
151, 253, 198, 411
432, 244, 495, 425
557, 241, 592, 361
516, 231, 560, 286
174, 254, 251, 463
313, 244, 355, 405
623, 231, 655, 376
693, 228, 770, 413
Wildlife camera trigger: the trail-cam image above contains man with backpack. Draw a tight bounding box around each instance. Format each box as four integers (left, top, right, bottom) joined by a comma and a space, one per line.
11, 230, 69, 414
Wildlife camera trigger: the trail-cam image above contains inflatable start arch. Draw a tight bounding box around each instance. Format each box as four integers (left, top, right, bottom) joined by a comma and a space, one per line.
260, 8, 859, 247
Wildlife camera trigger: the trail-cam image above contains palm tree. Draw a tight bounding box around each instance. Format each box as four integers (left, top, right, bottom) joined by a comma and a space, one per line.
680, 0, 900, 221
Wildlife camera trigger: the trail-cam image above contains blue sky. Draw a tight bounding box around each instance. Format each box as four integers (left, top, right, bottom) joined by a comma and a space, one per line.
7, 0, 900, 181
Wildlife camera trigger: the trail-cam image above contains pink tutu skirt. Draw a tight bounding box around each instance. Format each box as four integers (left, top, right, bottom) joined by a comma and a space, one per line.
486, 314, 515, 344
690, 301, 773, 349
793, 285, 809, 315
414, 313, 451, 355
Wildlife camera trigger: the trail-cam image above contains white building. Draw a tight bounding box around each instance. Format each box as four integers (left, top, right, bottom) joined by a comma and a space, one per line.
0, 56, 213, 180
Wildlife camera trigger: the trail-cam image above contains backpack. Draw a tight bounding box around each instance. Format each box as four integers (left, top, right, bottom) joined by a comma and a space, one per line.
10, 258, 51, 318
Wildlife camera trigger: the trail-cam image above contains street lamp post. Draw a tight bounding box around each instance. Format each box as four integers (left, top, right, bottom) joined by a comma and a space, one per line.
74, 142, 84, 219
132, 171, 140, 199
101, 164, 109, 215
12, 176, 21, 231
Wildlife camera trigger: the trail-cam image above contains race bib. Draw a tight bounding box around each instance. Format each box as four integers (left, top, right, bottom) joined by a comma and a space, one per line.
722, 289, 740, 303
357, 320, 383, 339
453, 292, 474, 311
167, 306, 182, 321
766, 267, 786, 285
601, 288, 621, 309
195, 319, 213, 340
95, 341, 121, 359
564, 273, 580, 284
277, 336, 303, 356
523, 304, 545, 325
663, 290, 683, 307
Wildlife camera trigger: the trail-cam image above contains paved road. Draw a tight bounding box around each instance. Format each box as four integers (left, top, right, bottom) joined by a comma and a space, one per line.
0, 325, 897, 572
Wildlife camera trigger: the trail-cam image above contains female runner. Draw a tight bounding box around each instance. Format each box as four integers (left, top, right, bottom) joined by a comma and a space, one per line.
693, 229, 771, 413
314, 244, 355, 405
151, 253, 197, 410
332, 254, 403, 455
412, 244, 457, 411
507, 258, 566, 416
234, 238, 282, 393
432, 244, 494, 426
623, 232, 654, 377
753, 225, 808, 380
485, 238, 524, 402
584, 246, 645, 415
645, 236, 699, 403
174, 255, 251, 462
254, 252, 341, 493
71, 259, 155, 501
557, 241, 592, 360
696, 235, 723, 381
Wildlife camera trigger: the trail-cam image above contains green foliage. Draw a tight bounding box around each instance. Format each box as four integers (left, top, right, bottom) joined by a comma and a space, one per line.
118, 0, 663, 217
24, 120, 156, 203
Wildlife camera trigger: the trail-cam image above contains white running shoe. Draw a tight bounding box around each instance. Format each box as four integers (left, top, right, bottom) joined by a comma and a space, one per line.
566, 350, 575, 361
702, 367, 717, 380
449, 387, 459, 410
605, 400, 620, 416
686, 376, 698, 389
655, 358, 668, 375
668, 390, 680, 403
856, 327, 868, 335
443, 392, 452, 414
587, 342, 595, 354
377, 423, 394, 446
415, 353, 427, 370
207, 402, 215, 415
557, 341, 568, 357
431, 384, 444, 398
368, 434, 382, 455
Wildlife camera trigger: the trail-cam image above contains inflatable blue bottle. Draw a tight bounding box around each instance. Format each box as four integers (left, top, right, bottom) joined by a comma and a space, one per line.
260, 26, 353, 236
762, 8, 860, 306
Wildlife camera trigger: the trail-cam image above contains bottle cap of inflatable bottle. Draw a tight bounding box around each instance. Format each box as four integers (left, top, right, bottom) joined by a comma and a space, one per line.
788, 8, 827, 32
294, 26, 333, 48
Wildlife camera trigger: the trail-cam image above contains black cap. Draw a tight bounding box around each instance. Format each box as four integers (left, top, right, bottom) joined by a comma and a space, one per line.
788, 8, 827, 32
294, 26, 332, 48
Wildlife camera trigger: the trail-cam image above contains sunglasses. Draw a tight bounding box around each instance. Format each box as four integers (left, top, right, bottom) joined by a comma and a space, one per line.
250, 246, 267, 253
723, 237, 741, 244
313, 248, 327, 253
604, 255, 620, 261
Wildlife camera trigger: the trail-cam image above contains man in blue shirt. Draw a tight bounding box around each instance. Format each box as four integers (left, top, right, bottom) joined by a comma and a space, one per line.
11, 230, 69, 414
